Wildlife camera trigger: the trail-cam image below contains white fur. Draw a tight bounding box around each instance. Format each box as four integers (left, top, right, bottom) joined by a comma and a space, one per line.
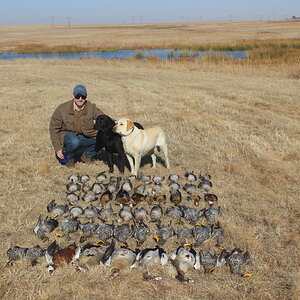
114, 118, 170, 175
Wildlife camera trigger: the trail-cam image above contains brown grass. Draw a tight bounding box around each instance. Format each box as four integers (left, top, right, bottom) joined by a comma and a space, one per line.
0, 21, 299, 300
1, 20, 300, 53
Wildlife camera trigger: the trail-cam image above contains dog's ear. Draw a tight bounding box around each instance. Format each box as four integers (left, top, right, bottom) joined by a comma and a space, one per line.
126, 120, 134, 131
106, 117, 115, 128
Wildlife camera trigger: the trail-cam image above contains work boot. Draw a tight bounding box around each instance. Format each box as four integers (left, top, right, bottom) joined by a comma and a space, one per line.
81, 154, 94, 164
65, 159, 75, 168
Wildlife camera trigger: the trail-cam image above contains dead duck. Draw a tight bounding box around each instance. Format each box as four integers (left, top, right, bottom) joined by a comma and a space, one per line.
103, 241, 137, 278
113, 223, 132, 245
187, 195, 201, 207
183, 184, 197, 195
204, 206, 222, 223
132, 207, 147, 224
132, 246, 168, 281
145, 194, 155, 205
60, 218, 80, 239
99, 204, 114, 222
96, 171, 107, 184
115, 189, 131, 206
185, 171, 197, 182
154, 220, 175, 246
69, 206, 84, 218
211, 222, 225, 248
127, 174, 137, 182
66, 182, 81, 193
84, 205, 100, 219
82, 193, 98, 204
26, 245, 46, 266
121, 180, 133, 193
132, 221, 150, 245
150, 205, 163, 223
68, 173, 80, 184
152, 175, 165, 184
176, 227, 193, 245
168, 174, 180, 183
79, 222, 98, 242
80, 174, 90, 184
200, 174, 211, 181
66, 192, 80, 205
155, 194, 167, 204
131, 193, 145, 206
105, 177, 120, 193
204, 193, 218, 207
91, 183, 103, 194
45, 241, 81, 273
170, 190, 182, 205
170, 244, 200, 283
199, 249, 228, 274
95, 223, 114, 245
6, 246, 28, 266
165, 206, 183, 221
192, 224, 212, 247
198, 180, 213, 192
118, 207, 133, 222
134, 184, 146, 195
109, 175, 121, 185
76, 243, 105, 270
34, 215, 59, 240
151, 183, 163, 195
47, 200, 68, 217
105, 182, 118, 194
226, 248, 251, 277
181, 206, 201, 225
138, 174, 152, 183
82, 182, 91, 193
168, 181, 180, 191
100, 190, 113, 205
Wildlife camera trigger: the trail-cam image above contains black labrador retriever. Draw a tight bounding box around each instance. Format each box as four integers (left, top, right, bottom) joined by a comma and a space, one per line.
94, 114, 143, 173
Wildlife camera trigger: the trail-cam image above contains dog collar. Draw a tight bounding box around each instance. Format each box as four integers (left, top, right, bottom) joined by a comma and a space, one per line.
121, 126, 135, 137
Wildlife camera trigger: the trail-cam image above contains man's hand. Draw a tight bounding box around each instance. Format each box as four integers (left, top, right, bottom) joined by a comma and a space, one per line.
57, 149, 64, 159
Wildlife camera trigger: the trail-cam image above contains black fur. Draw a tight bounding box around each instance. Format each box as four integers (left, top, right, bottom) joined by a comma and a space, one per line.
94, 114, 143, 173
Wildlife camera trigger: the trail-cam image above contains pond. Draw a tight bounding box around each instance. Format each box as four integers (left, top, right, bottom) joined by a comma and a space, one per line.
0, 49, 247, 60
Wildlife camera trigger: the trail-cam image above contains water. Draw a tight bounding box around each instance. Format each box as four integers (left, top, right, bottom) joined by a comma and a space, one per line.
0, 49, 247, 60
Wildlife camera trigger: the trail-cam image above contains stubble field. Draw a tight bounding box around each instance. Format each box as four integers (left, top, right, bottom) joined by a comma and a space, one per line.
0, 21, 299, 300
1, 19, 300, 52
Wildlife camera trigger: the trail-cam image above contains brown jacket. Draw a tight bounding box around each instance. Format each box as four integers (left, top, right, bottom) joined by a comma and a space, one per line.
49, 99, 104, 152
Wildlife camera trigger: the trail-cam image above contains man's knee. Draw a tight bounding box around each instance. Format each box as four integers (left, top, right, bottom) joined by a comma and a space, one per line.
64, 133, 80, 150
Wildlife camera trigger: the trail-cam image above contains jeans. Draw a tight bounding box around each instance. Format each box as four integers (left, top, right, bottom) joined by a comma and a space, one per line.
62, 133, 97, 162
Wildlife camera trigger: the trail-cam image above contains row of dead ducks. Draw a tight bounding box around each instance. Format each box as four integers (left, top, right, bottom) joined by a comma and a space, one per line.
47, 199, 221, 224
7, 240, 252, 282
68, 171, 213, 187
65, 171, 215, 207
35, 213, 225, 247
66, 188, 218, 208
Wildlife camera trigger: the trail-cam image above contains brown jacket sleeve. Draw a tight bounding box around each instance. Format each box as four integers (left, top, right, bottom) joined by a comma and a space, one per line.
49, 105, 64, 153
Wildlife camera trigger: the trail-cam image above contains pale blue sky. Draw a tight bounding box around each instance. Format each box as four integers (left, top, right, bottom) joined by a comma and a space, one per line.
1, 0, 299, 25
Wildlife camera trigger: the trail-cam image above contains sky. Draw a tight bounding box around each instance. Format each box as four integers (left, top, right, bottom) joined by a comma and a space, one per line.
1, 0, 300, 25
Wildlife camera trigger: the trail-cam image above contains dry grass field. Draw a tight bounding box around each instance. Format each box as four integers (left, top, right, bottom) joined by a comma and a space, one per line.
0, 21, 299, 300
0, 19, 300, 53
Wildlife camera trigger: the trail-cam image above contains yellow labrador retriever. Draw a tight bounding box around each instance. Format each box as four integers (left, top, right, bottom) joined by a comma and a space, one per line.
114, 118, 170, 175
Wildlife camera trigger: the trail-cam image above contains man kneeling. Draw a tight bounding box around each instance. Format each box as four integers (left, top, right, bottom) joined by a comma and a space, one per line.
49, 85, 104, 167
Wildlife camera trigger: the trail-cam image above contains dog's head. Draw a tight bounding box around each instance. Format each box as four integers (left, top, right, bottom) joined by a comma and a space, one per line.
113, 118, 135, 135
94, 114, 116, 131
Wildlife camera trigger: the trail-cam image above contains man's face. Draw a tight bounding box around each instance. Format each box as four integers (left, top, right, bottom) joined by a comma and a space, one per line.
74, 94, 87, 108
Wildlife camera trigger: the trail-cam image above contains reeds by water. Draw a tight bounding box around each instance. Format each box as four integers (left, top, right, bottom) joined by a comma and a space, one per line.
8, 39, 300, 64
